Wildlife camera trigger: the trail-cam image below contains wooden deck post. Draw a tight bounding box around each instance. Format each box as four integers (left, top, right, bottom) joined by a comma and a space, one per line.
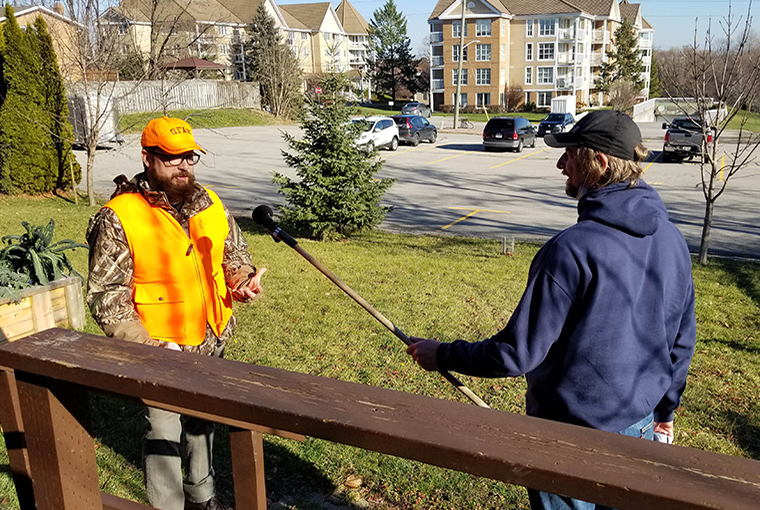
229, 428, 268, 510
0, 368, 35, 509
14, 372, 101, 510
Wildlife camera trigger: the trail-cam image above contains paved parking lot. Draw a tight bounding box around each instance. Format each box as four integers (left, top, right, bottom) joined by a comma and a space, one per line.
81, 120, 760, 259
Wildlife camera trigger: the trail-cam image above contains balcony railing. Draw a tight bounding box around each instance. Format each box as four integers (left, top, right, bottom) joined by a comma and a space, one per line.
590, 53, 604, 65
432, 79, 444, 91
432, 55, 444, 67
557, 28, 576, 40
349, 42, 366, 50
592, 30, 608, 43
557, 53, 576, 64
430, 31, 443, 43
556, 77, 577, 89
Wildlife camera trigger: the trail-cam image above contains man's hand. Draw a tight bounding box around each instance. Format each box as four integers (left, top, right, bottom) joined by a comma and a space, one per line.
654, 421, 674, 444
406, 337, 442, 371
232, 267, 267, 303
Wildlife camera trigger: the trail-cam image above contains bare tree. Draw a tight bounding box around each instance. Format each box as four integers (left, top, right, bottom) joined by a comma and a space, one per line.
60, 0, 227, 206
608, 79, 638, 114
659, 0, 760, 264
504, 82, 523, 112
258, 43, 303, 118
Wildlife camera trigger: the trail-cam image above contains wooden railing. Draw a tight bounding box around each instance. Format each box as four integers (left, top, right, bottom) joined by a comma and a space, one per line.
1, 329, 760, 510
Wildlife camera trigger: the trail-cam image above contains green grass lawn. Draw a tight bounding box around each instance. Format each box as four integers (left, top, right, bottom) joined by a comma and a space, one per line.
725, 110, 760, 132
119, 108, 283, 134
0, 195, 759, 509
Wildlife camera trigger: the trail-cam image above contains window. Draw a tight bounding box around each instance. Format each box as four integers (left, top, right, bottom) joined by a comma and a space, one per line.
476, 68, 491, 85
537, 91, 552, 107
538, 43, 555, 60
453, 93, 468, 106
539, 19, 555, 36
453, 45, 468, 61
476, 93, 491, 106
302, 32, 308, 40
453, 68, 468, 85
476, 19, 491, 37
500, 92, 505, 105
501, 43, 506, 61
476, 44, 491, 61
500, 68, 505, 83
220, 44, 229, 55
453, 20, 468, 38
525, 67, 533, 85
303, 48, 309, 57
218, 25, 228, 36
525, 91, 532, 104
502, 20, 506, 36
537, 67, 554, 84
526, 19, 534, 37
526, 43, 533, 61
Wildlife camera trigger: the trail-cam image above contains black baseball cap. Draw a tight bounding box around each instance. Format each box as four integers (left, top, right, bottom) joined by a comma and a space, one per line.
544, 110, 641, 161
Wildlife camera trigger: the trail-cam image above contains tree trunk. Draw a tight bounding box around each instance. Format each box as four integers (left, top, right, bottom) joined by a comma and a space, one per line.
698, 198, 713, 265
86, 141, 97, 207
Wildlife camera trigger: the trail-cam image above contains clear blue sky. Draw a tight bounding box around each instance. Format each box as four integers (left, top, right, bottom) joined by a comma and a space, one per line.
278, 0, 758, 54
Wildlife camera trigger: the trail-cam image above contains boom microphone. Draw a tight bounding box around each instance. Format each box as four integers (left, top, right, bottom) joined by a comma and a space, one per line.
252, 205, 297, 248
251, 204, 489, 408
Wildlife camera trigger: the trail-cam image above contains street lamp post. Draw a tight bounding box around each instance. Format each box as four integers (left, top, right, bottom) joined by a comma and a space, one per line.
453, 2, 477, 129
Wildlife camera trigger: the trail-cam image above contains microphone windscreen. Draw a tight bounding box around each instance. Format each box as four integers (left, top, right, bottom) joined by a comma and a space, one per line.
252, 205, 274, 226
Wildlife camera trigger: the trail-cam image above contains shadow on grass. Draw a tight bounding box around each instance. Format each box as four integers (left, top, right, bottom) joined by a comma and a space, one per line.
725, 411, 760, 461
90, 393, 334, 506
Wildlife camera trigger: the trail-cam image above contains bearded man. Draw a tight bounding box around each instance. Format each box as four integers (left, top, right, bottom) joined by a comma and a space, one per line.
86, 117, 264, 510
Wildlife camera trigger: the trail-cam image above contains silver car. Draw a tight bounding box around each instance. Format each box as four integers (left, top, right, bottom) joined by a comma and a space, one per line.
401, 102, 431, 117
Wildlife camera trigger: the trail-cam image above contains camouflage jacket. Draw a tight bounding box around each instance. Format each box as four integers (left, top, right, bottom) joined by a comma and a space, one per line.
86, 173, 256, 356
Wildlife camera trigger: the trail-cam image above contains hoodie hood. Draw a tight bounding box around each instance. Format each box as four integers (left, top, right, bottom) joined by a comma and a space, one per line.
578, 181, 667, 237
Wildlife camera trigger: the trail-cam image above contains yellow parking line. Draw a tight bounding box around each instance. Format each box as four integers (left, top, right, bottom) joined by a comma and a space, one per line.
427, 151, 476, 164
642, 152, 661, 173
441, 207, 511, 230
490, 147, 551, 169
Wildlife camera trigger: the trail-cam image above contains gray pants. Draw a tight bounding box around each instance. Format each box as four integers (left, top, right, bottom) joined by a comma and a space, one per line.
144, 406, 216, 510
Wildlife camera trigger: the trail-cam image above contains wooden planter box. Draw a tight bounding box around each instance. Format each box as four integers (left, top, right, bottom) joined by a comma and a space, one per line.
0, 277, 86, 343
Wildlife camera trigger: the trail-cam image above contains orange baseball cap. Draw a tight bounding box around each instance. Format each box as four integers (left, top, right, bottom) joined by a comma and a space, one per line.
141, 116, 206, 154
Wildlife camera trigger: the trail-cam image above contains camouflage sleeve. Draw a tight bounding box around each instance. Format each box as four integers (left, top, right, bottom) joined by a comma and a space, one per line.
223, 207, 256, 289
86, 208, 160, 347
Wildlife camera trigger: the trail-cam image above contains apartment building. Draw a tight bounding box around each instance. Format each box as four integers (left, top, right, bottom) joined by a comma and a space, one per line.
428, 0, 653, 111
104, 0, 370, 83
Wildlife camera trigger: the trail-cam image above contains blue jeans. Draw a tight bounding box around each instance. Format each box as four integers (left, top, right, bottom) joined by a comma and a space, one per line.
528, 413, 655, 510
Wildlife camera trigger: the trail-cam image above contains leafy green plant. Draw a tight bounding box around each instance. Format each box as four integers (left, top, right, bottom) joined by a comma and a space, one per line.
0, 219, 87, 287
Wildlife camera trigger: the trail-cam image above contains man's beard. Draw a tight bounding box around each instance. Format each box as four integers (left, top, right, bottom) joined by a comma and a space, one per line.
151, 170, 197, 204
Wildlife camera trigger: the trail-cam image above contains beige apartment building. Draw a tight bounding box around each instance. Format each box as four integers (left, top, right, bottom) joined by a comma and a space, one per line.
428, 0, 653, 111
103, 0, 370, 84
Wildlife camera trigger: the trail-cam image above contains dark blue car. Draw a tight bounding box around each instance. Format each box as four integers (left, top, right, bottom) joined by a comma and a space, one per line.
537, 113, 575, 137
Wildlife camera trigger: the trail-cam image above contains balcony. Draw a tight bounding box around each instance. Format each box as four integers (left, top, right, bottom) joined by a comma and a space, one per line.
432, 79, 444, 91
556, 77, 577, 89
592, 30, 609, 43
557, 28, 576, 40
431, 55, 444, 67
556, 53, 576, 65
430, 31, 443, 43
349, 57, 366, 65
590, 53, 604, 66
349, 41, 366, 50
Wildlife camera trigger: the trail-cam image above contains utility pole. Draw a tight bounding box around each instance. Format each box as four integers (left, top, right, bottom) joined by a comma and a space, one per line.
453, 1, 467, 130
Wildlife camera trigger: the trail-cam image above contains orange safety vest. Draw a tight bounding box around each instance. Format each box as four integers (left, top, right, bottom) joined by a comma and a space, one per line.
105, 189, 232, 345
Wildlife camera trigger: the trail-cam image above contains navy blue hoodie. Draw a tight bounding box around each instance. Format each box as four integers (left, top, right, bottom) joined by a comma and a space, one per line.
437, 182, 696, 432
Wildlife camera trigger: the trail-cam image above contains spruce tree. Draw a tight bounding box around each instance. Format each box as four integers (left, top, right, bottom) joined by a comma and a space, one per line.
367, 0, 417, 102
606, 19, 646, 91
273, 86, 395, 239
0, 5, 54, 194
32, 16, 81, 191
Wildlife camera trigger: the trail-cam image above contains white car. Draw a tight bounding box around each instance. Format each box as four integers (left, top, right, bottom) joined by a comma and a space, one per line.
351, 116, 399, 151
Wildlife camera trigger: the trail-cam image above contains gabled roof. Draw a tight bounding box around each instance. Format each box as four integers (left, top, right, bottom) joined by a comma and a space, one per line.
618, 0, 642, 26
336, 0, 368, 34
0, 4, 84, 27
429, 0, 620, 19
279, 2, 333, 31
114, 0, 242, 25
642, 17, 652, 29
215, 0, 264, 24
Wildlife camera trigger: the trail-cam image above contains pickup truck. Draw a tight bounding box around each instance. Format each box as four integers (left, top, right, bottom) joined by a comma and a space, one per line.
662, 117, 712, 162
